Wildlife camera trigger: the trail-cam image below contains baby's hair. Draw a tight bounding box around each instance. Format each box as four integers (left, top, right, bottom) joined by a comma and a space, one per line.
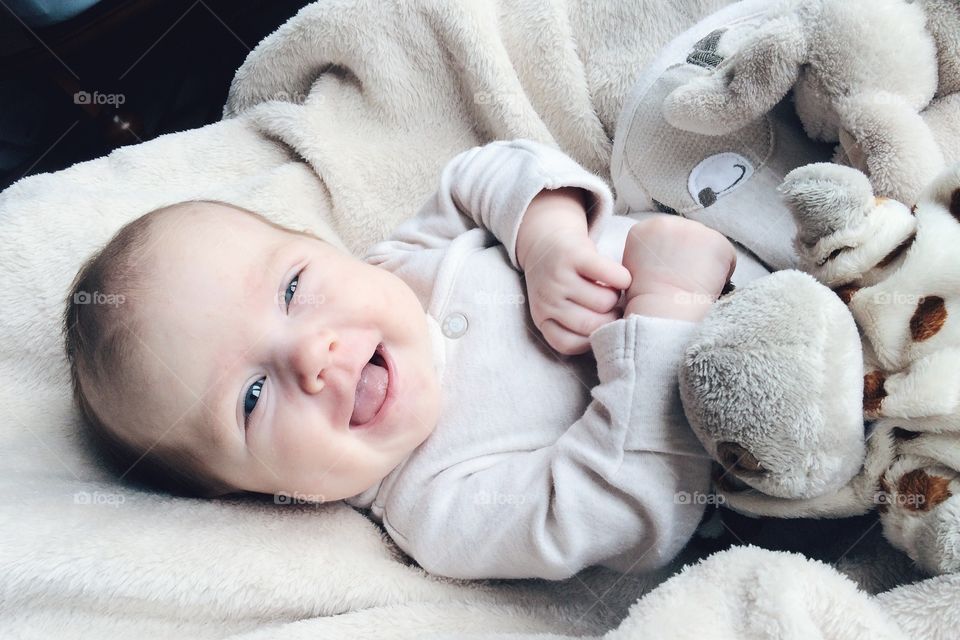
63, 201, 265, 499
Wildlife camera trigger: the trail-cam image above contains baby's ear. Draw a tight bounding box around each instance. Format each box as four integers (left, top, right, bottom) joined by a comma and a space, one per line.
663, 14, 807, 136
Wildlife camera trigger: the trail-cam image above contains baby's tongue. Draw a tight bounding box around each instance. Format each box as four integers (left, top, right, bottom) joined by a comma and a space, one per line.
350, 361, 388, 426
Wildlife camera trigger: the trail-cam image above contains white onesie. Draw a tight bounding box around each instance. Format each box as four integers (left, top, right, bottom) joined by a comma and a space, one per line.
346, 139, 730, 580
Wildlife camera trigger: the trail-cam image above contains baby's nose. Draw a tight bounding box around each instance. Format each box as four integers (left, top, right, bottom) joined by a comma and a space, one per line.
291, 331, 337, 394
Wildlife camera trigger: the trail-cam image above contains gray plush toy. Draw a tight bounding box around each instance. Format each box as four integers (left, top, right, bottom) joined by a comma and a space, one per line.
662, 0, 960, 205
682, 162, 960, 575
657, 0, 960, 574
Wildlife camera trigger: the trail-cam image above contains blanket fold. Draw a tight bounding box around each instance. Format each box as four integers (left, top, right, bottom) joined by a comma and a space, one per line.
222, 0, 732, 254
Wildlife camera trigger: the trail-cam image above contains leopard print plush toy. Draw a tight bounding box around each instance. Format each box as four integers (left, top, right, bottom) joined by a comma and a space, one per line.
680, 162, 960, 574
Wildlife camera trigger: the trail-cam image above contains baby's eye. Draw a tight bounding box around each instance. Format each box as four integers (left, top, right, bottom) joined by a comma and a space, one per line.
284, 272, 301, 310
243, 377, 265, 423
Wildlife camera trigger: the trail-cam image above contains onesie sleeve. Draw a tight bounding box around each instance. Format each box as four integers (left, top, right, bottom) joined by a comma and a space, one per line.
380, 314, 713, 580
364, 139, 614, 271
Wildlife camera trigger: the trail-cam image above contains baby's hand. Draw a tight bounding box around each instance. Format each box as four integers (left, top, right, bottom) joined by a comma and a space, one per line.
517, 188, 631, 355
622, 216, 736, 322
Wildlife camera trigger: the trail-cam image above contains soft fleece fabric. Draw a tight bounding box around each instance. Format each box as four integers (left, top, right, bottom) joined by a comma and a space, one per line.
348, 139, 712, 579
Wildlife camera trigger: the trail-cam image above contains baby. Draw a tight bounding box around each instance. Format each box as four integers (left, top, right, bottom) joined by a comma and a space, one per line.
64, 139, 737, 580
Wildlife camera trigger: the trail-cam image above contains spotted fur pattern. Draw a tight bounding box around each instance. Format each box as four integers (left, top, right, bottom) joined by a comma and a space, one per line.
784, 165, 960, 573
896, 469, 953, 513
863, 371, 887, 414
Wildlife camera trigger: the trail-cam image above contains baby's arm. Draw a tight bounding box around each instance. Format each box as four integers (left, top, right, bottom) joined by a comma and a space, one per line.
380, 316, 712, 581
440, 139, 615, 269
367, 139, 614, 262
365, 139, 621, 306
516, 187, 632, 355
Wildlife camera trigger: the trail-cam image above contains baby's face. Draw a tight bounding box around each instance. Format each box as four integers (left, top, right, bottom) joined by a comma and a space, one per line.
131, 203, 440, 501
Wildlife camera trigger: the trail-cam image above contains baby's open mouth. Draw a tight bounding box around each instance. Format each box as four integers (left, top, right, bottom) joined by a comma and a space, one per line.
349, 344, 389, 428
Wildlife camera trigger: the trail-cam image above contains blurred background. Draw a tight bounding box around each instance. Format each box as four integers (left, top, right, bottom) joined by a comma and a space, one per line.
0, 0, 313, 191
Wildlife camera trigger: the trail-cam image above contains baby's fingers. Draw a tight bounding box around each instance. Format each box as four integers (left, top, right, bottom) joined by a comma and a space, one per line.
577, 253, 632, 292
556, 302, 620, 340
540, 319, 591, 356
567, 279, 623, 314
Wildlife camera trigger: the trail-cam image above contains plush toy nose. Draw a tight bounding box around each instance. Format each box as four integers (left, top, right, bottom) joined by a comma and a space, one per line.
717, 441, 766, 475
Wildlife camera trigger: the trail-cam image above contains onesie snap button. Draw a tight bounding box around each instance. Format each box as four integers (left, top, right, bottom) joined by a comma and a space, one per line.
442, 312, 469, 338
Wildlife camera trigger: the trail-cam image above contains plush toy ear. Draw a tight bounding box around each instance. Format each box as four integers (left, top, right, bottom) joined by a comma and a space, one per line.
663, 15, 807, 136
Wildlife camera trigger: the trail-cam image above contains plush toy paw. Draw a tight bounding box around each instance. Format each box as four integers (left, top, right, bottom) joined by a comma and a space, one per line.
878, 450, 960, 574
786, 163, 960, 395
679, 270, 866, 500
780, 163, 917, 289
834, 93, 946, 204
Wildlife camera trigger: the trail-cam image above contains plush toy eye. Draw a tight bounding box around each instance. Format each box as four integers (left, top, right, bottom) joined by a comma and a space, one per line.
717, 441, 766, 474
688, 152, 754, 207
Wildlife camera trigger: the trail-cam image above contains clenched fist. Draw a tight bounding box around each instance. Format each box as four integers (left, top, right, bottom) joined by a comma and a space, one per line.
621, 216, 736, 322
517, 188, 631, 355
